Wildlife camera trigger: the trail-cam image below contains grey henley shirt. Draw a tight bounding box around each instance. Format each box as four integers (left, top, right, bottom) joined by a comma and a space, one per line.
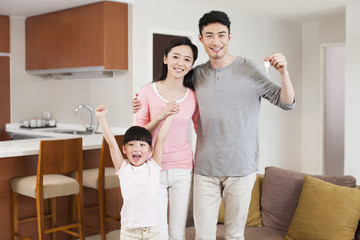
193, 56, 295, 177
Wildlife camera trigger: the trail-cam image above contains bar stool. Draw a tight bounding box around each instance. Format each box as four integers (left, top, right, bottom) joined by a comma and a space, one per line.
82, 135, 124, 240
11, 138, 85, 240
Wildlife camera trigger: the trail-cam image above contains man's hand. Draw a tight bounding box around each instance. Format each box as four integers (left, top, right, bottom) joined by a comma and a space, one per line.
264, 53, 288, 75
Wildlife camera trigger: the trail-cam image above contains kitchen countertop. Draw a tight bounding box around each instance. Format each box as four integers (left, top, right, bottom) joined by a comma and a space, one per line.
1, 123, 128, 158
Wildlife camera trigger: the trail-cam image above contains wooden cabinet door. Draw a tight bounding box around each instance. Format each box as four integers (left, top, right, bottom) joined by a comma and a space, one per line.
0, 16, 10, 53
0, 56, 10, 140
0, 16, 10, 140
58, 7, 82, 69
26, 2, 128, 71
79, 3, 104, 68
26, 13, 61, 69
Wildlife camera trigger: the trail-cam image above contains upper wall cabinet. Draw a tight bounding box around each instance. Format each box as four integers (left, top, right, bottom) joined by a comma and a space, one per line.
0, 16, 10, 53
26, 2, 128, 72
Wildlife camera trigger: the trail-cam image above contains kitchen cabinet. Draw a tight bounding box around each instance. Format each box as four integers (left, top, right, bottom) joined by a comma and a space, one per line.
0, 15, 10, 53
26, 1, 128, 72
0, 15, 10, 141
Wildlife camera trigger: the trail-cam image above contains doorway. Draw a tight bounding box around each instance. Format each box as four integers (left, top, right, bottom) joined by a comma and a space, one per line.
323, 44, 345, 176
153, 34, 182, 81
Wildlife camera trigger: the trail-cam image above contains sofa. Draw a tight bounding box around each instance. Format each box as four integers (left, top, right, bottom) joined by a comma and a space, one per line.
185, 166, 360, 240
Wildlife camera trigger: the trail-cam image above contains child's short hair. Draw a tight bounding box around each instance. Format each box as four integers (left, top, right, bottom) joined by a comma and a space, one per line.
124, 126, 152, 146
198, 10, 231, 36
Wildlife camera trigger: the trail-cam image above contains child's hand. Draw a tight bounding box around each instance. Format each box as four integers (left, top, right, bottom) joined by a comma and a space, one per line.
159, 101, 179, 120
95, 105, 108, 119
132, 93, 141, 113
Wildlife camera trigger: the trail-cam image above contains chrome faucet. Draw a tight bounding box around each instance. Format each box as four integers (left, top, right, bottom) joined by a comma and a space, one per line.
74, 104, 95, 134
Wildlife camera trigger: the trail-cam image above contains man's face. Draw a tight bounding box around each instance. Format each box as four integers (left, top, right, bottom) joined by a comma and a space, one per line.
199, 23, 231, 61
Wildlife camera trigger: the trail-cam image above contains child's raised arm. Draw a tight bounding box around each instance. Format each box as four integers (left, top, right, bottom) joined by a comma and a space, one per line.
152, 114, 174, 166
95, 105, 124, 171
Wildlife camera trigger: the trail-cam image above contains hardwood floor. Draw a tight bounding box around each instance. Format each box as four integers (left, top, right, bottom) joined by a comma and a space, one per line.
85, 230, 120, 240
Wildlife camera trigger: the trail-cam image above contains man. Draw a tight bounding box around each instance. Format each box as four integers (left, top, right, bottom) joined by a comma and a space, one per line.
192, 10, 295, 240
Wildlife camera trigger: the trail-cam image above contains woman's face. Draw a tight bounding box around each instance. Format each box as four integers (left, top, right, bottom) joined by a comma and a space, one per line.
164, 45, 194, 79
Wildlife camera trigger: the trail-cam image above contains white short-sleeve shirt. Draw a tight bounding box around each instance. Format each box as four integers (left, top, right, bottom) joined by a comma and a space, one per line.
116, 158, 161, 228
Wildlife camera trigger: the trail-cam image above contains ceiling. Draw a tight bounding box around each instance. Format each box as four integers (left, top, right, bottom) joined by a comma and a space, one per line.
0, 0, 357, 22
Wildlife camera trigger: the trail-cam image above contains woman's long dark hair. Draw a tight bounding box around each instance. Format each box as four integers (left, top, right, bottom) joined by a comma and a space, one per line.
154, 37, 198, 90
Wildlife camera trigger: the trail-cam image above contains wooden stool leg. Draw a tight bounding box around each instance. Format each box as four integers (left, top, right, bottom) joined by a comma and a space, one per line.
77, 191, 85, 240
70, 195, 77, 240
11, 191, 19, 240
50, 198, 57, 240
36, 195, 45, 240
98, 187, 107, 240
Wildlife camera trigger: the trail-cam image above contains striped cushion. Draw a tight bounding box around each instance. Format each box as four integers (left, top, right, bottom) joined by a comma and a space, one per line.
11, 174, 79, 199
82, 167, 120, 190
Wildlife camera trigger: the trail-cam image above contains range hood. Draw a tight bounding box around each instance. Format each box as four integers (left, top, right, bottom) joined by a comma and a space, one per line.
26, 66, 115, 79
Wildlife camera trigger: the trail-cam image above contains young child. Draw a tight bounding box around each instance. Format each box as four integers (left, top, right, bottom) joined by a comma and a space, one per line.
95, 104, 174, 240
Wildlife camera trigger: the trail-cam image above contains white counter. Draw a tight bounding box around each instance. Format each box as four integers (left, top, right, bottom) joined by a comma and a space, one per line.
1, 123, 128, 158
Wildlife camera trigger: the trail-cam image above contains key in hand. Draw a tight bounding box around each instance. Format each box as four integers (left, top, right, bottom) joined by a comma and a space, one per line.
264, 60, 270, 74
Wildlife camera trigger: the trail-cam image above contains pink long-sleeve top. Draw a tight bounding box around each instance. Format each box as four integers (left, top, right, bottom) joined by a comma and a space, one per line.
136, 83, 198, 171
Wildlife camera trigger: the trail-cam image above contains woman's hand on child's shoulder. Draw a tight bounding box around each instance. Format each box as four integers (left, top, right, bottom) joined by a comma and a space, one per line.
95, 105, 108, 118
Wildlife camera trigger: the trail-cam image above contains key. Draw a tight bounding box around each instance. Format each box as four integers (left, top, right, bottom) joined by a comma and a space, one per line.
264, 60, 270, 74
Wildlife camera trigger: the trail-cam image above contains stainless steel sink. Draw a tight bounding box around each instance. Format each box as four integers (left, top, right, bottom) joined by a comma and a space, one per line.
43, 129, 102, 135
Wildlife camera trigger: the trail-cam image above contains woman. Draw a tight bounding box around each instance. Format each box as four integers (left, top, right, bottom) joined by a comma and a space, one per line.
135, 37, 198, 240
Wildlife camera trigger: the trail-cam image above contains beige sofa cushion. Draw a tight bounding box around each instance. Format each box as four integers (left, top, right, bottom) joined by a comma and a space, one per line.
11, 174, 79, 199
285, 176, 360, 240
218, 175, 263, 227
82, 167, 120, 189
186, 225, 286, 240
261, 166, 356, 231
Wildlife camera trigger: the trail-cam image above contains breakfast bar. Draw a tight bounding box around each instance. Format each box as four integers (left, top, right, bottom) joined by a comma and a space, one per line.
0, 124, 127, 239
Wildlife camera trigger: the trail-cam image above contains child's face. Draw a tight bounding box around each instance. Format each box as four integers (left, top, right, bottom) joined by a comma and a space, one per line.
122, 140, 152, 166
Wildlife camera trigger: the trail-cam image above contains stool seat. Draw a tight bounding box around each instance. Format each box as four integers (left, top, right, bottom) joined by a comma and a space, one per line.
11, 174, 80, 199
83, 167, 119, 190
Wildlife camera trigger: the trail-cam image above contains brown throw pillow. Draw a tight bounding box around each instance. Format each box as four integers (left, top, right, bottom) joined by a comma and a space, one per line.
261, 166, 356, 231
285, 176, 360, 240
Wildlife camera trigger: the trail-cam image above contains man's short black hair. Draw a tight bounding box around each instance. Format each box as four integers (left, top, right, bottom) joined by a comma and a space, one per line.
124, 126, 152, 146
198, 10, 231, 36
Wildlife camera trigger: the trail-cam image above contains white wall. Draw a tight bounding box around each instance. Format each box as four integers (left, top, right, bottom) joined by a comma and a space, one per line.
132, 0, 303, 173
345, 4, 360, 181
10, 15, 134, 129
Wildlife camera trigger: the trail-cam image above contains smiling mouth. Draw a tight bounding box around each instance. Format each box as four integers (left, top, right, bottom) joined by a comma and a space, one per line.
132, 154, 142, 162
174, 67, 184, 72
211, 47, 223, 52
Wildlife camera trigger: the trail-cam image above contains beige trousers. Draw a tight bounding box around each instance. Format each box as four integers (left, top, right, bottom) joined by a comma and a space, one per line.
120, 225, 159, 240
193, 173, 256, 240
